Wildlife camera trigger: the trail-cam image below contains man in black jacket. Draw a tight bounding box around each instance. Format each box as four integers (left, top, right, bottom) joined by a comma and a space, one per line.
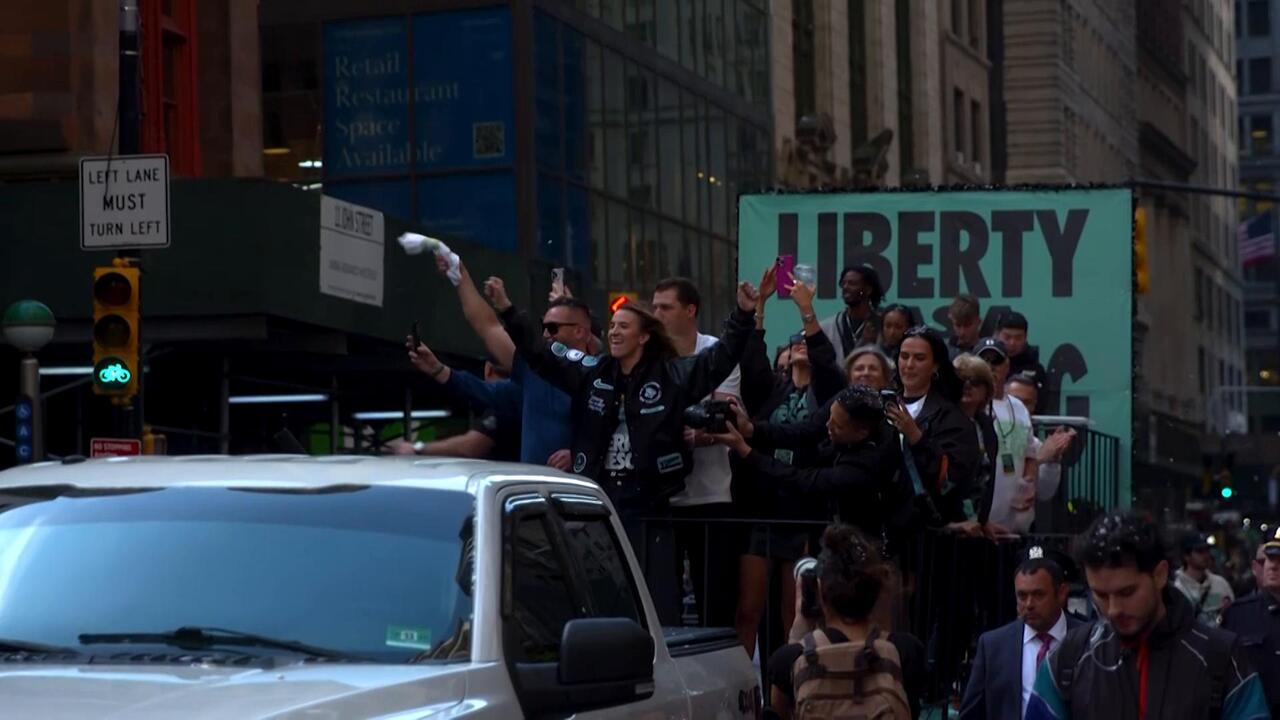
997, 312, 1046, 391
1027, 512, 1269, 720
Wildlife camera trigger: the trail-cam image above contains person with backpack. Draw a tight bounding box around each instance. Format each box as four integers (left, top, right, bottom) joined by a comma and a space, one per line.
766, 524, 920, 720
1027, 511, 1271, 720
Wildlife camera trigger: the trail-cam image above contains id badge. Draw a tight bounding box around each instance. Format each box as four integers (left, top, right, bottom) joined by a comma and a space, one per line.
1001, 452, 1016, 474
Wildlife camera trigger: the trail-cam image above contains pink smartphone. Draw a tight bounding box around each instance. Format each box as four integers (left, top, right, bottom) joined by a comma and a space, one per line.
776, 255, 795, 298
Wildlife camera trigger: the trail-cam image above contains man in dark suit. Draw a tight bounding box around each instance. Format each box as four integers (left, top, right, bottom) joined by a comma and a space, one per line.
960, 549, 1083, 720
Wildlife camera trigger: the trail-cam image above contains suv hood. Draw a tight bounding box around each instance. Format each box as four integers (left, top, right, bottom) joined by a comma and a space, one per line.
0, 661, 470, 719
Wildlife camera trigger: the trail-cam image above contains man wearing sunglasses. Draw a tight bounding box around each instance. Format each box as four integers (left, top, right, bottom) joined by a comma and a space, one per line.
1223, 530, 1280, 717
424, 253, 594, 471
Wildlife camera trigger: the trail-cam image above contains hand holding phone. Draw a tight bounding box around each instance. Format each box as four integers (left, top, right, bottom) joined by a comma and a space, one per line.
411, 321, 423, 349
775, 255, 796, 298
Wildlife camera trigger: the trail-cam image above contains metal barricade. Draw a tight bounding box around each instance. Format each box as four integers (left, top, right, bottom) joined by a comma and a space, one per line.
639, 514, 1088, 715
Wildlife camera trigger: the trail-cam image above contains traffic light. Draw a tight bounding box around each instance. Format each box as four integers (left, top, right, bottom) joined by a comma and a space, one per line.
1134, 206, 1150, 295
92, 261, 139, 400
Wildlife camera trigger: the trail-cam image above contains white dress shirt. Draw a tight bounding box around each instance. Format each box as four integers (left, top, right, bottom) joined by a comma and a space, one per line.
1021, 612, 1068, 717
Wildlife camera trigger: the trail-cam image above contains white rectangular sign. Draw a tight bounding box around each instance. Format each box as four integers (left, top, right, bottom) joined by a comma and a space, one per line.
320, 195, 385, 307
79, 154, 171, 249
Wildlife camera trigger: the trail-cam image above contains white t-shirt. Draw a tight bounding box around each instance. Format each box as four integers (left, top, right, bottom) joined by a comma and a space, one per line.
670, 333, 742, 507
905, 397, 926, 419
988, 395, 1041, 532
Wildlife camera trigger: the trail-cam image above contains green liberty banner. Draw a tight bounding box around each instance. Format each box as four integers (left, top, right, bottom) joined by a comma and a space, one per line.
738, 188, 1133, 507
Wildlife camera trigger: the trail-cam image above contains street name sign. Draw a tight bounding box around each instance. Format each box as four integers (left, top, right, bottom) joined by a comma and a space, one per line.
320, 195, 385, 307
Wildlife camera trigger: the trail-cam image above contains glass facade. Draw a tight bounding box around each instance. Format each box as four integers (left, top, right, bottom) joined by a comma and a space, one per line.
260, 1, 771, 322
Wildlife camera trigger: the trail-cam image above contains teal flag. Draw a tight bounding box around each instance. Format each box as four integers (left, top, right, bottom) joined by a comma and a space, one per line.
738, 189, 1133, 507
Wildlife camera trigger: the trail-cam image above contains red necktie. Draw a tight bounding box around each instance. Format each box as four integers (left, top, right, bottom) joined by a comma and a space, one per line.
1034, 632, 1054, 667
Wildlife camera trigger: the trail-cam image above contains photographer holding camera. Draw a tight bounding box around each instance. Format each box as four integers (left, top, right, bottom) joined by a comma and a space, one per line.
766, 525, 924, 720
713, 385, 909, 545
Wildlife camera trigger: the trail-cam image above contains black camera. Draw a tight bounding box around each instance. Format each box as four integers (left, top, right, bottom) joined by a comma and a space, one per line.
683, 400, 735, 433
794, 557, 822, 622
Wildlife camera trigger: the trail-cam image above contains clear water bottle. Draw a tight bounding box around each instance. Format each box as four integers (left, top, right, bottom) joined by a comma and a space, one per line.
793, 263, 817, 287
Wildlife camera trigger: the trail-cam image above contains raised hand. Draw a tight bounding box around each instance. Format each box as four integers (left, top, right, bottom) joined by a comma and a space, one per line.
484, 276, 512, 311
788, 274, 816, 313
758, 265, 778, 305
405, 335, 446, 381
737, 281, 759, 313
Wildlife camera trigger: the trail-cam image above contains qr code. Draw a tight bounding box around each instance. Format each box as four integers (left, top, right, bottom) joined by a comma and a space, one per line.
473, 122, 505, 159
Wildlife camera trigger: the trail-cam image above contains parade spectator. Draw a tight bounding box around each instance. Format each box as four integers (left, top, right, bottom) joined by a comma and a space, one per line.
1006, 373, 1041, 415
504, 271, 760, 624
819, 265, 884, 362
952, 354, 1000, 533
432, 255, 587, 469
1028, 512, 1269, 720
651, 276, 745, 628
976, 338, 1069, 534
887, 326, 982, 525
766, 525, 921, 720
1173, 532, 1235, 626
1223, 529, 1280, 717
879, 304, 911, 366
998, 312, 1047, 390
845, 345, 893, 392
730, 275, 834, 657
389, 353, 518, 460
948, 295, 983, 360
960, 551, 1083, 720
715, 385, 909, 548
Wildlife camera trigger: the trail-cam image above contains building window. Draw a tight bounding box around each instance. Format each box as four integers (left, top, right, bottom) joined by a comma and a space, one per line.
896, 0, 914, 178
849, 3, 867, 148
1195, 268, 1205, 321
953, 89, 965, 162
1246, 309, 1271, 329
952, 0, 964, 39
1199, 346, 1207, 395
141, 0, 200, 175
792, 0, 816, 125
967, 0, 982, 51
1250, 57, 1272, 94
1251, 114, 1274, 154
1248, 0, 1270, 36
970, 99, 982, 172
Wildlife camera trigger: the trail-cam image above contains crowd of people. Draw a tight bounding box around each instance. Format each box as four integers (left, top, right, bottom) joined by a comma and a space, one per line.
386, 254, 1280, 717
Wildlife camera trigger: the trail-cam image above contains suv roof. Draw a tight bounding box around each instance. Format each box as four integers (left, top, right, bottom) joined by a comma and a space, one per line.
0, 455, 590, 496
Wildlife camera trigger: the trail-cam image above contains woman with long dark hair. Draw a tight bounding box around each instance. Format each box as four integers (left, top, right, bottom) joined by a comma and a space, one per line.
503, 275, 761, 623
882, 326, 982, 526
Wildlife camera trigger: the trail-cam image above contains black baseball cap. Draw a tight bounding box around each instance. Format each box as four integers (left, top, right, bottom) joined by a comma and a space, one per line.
975, 337, 1007, 361
1181, 532, 1211, 554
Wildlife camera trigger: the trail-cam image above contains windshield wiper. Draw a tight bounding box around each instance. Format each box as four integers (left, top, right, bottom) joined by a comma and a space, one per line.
0, 637, 81, 655
78, 626, 374, 662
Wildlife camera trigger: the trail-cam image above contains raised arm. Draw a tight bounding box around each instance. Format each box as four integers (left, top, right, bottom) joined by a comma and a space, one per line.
438, 255, 516, 370
499, 304, 594, 396
789, 279, 846, 406
672, 275, 767, 399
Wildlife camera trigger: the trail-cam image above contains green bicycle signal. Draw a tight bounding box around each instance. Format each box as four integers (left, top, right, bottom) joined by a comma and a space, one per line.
93, 356, 133, 390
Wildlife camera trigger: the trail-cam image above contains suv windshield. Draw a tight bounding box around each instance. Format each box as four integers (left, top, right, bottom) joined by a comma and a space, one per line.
0, 485, 474, 663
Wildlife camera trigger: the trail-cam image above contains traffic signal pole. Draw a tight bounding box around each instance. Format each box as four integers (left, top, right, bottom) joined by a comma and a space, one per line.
119, 1, 140, 155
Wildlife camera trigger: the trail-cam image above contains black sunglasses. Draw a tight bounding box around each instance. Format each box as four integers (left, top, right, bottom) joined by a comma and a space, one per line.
543, 321, 580, 334
789, 333, 806, 346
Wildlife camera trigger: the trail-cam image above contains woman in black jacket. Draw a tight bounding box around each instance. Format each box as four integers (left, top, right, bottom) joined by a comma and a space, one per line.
505, 278, 759, 624
882, 326, 981, 526
716, 386, 911, 543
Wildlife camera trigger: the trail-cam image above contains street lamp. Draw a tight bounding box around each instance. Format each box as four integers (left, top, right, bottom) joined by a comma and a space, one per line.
3, 300, 56, 463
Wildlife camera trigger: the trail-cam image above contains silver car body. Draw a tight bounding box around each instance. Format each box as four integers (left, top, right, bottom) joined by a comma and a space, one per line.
0, 456, 758, 719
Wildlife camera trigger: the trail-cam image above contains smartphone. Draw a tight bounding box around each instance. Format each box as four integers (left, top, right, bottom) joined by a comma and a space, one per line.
411, 321, 422, 349
776, 255, 796, 298
551, 267, 565, 294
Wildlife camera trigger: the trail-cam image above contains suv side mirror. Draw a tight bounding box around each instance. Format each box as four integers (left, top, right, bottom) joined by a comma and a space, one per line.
514, 617, 654, 716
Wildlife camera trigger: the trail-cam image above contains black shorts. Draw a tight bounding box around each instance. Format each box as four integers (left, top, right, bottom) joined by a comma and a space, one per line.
746, 522, 820, 561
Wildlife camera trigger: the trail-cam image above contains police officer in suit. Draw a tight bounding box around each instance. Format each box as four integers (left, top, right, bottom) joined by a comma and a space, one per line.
960, 548, 1084, 720
1222, 528, 1280, 718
